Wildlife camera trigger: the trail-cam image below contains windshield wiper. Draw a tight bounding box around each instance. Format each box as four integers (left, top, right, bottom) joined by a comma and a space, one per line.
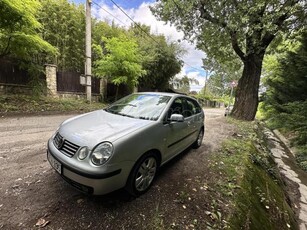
117, 113, 135, 118
139, 116, 150, 120
112, 103, 137, 107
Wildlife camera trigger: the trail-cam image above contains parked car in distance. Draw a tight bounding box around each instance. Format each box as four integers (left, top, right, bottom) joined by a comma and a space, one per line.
47, 92, 205, 196
224, 105, 233, 116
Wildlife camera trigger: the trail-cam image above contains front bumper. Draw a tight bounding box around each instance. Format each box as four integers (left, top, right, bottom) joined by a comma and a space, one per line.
47, 139, 132, 195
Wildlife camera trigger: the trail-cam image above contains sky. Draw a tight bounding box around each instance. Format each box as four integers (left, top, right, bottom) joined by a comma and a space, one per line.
71, 0, 207, 92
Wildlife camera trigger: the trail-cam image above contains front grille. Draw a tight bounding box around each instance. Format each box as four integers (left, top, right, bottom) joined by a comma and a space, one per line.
54, 132, 80, 157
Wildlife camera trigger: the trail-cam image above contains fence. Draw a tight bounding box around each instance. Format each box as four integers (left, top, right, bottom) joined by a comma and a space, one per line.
1, 61, 144, 101
0, 59, 34, 94
0, 59, 30, 85
0, 61, 101, 98
56, 71, 100, 94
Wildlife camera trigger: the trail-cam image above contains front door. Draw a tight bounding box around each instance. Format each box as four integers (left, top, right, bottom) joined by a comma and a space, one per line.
163, 98, 190, 162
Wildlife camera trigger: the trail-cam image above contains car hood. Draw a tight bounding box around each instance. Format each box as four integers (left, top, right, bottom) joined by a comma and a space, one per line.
58, 110, 153, 148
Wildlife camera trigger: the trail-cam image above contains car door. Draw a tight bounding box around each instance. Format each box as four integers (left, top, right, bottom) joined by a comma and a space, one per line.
162, 97, 190, 162
182, 98, 203, 144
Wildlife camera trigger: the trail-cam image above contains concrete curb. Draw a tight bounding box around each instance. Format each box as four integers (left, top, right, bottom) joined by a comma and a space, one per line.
261, 125, 307, 230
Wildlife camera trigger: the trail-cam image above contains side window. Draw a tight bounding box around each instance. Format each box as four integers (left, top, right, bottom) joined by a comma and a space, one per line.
183, 99, 196, 118
168, 98, 184, 118
191, 99, 202, 114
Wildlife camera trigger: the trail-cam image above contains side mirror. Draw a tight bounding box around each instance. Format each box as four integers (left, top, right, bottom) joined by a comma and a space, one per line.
169, 114, 184, 122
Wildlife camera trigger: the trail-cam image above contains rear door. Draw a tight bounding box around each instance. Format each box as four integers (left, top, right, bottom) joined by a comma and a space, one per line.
182, 98, 204, 143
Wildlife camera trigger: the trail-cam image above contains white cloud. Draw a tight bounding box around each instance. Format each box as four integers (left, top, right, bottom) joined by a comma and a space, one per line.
92, 1, 207, 92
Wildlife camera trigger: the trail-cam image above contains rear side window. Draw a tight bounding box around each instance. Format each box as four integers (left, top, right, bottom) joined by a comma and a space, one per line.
191, 99, 202, 114
183, 98, 202, 117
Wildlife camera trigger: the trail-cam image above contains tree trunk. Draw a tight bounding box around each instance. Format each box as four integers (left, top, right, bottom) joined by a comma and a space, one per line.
232, 54, 264, 121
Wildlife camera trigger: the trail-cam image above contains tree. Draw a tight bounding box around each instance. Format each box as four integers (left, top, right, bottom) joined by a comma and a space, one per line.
202, 57, 242, 98
129, 24, 184, 91
151, 0, 306, 120
0, 0, 55, 60
93, 35, 145, 100
263, 31, 307, 108
92, 20, 127, 66
261, 31, 307, 169
171, 76, 190, 93
38, 0, 85, 71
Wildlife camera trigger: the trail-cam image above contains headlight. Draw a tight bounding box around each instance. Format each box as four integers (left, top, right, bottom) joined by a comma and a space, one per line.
91, 142, 114, 165
77, 146, 89, 160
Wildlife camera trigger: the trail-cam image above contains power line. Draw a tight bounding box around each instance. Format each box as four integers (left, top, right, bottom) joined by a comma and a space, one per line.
107, 0, 161, 46
92, 0, 204, 72
184, 64, 204, 72
92, 1, 128, 27
92, 0, 160, 46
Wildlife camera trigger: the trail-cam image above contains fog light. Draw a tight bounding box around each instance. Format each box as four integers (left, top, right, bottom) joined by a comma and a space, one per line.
78, 146, 89, 160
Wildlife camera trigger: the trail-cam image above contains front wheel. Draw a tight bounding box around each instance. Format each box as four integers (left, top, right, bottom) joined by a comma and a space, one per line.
126, 152, 158, 197
192, 128, 204, 149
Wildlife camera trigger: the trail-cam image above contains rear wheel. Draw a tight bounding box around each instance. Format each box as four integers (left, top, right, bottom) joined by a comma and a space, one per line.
126, 152, 158, 197
192, 128, 204, 149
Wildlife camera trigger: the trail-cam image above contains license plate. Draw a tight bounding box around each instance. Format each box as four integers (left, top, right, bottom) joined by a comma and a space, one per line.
48, 152, 62, 174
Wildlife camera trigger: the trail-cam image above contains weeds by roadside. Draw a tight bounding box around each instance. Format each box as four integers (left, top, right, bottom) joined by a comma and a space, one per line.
0, 95, 105, 115
208, 118, 298, 229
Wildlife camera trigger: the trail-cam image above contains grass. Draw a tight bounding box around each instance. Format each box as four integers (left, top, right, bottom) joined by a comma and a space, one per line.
0, 95, 105, 115
209, 118, 298, 230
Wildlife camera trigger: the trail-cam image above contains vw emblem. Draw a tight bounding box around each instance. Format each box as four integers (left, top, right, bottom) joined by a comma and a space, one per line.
54, 135, 64, 149
57, 137, 64, 149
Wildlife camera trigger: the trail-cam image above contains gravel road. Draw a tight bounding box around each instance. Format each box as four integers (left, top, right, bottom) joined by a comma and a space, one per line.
0, 108, 234, 229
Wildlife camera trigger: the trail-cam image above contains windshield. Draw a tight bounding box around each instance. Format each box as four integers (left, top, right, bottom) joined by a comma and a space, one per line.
105, 94, 171, 121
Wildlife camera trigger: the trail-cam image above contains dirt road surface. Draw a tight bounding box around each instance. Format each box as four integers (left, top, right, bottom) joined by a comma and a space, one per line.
0, 108, 235, 229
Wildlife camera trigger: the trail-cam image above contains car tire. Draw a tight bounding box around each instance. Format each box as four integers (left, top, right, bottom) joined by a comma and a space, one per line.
125, 152, 158, 197
192, 128, 204, 149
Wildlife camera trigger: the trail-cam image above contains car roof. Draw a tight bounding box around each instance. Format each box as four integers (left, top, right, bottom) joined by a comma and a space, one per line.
134, 92, 195, 99
134, 92, 178, 96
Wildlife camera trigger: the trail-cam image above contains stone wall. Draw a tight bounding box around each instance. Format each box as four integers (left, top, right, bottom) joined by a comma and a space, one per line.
0, 83, 32, 95
57, 92, 101, 102
45, 64, 57, 97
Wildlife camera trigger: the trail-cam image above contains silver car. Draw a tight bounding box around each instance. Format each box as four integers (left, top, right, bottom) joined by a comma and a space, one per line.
47, 92, 205, 196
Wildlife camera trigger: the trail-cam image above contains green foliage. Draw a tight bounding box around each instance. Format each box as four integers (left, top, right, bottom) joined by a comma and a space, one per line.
171, 75, 192, 94
263, 36, 307, 106
139, 37, 183, 91
152, 0, 305, 67
26, 64, 47, 98
38, 0, 85, 71
93, 20, 183, 91
0, 95, 104, 114
202, 56, 242, 99
93, 20, 126, 42
152, 0, 306, 120
129, 24, 184, 91
210, 120, 297, 229
261, 31, 307, 171
0, 0, 56, 59
94, 35, 145, 90
296, 148, 307, 171
0, 0, 56, 97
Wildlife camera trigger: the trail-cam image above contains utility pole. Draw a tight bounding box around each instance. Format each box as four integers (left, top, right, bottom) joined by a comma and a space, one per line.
85, 0, 92, 102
